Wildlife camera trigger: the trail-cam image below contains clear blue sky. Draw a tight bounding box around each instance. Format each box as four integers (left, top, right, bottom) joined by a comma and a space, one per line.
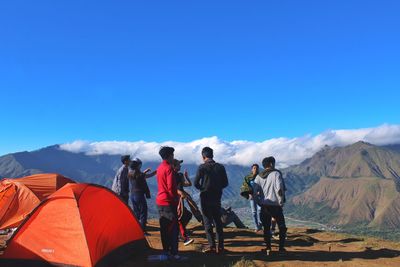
1, 0, 399, 155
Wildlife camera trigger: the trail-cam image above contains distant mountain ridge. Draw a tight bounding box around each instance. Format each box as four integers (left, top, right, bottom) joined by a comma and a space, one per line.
285, 141, 400, 179
1, 141, 400, 233
0, 145, 248, 209
284, 141, 400, 231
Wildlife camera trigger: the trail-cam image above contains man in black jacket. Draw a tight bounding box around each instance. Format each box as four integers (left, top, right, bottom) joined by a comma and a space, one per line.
194, 147, 228, 254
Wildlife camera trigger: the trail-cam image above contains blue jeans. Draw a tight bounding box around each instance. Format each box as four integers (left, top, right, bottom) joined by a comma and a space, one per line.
131, 193, 148, 231
250, 198, 261, 230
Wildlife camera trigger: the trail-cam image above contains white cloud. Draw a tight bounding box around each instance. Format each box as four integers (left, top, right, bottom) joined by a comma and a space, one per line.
59, 124, 400, 167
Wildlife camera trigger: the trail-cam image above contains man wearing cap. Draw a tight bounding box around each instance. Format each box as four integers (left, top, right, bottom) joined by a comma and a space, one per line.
172, 159, 194, 246
112, 155, 131, 204
129, 158, 156, 235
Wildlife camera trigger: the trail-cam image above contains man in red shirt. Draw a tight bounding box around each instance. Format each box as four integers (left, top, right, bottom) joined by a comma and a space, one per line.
156, 146, 185, 260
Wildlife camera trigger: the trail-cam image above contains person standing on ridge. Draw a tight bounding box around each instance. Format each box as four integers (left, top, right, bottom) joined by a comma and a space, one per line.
156, 146, 185, 261
172, 159, 195, 246
194, 147, 229, 254
129, 158, 156, 235
243, 163, 262, 232
112, 155, 131, 204
253, 156, 287, 256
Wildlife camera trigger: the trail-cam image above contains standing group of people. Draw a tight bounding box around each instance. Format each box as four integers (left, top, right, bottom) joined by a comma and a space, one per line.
113, 146, 287, 260
112, 155, 156, 234
155, 146, 228, 260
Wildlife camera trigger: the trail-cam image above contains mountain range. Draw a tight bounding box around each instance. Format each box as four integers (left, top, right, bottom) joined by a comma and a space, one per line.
1, 141, 400, 238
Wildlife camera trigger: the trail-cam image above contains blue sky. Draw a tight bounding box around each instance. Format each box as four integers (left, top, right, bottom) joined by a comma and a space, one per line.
1, 0, 400, 155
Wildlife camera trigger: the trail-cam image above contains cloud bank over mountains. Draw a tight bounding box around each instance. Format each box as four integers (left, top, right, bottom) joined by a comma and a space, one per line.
60, 124, 400, 167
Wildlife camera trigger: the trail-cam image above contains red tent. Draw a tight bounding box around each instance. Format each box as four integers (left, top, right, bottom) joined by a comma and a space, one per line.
0, 183, 148, 267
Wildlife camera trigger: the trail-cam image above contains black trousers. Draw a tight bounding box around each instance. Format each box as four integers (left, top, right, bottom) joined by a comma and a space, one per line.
259, 205, 287, 249
157, 205, 179, 255
201, 201, 224, 249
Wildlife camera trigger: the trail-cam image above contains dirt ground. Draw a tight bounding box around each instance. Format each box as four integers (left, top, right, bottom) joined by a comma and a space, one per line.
2, 221, 399, 266
121, 220, 400, 267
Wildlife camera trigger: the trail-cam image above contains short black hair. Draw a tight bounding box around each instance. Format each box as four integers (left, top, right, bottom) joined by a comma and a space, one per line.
159, 146, 175, 160
121, 155, 131, 164
262, 156, 275, 168
252, 163, 259, 169
201, 147, 214, 159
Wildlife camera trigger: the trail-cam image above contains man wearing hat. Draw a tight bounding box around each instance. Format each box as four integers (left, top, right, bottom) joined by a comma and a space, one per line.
172, 159, 194, 246
129, 158, 156, 235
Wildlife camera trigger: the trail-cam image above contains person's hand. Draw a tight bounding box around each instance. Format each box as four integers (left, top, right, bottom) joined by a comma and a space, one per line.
248, 194, 253, 200
143, 168, 151, 174
184, 169, 189, 178
177, 190, 187, 199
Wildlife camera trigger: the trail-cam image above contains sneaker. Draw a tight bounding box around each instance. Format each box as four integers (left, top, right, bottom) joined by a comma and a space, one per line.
183, 238, 194, 246
147, 254, 169, 262
169, 254, 188, 261
278, 248, 287, 256
262, 247, 272, 256
217, 247, 226, 254
202, 246, 216, 254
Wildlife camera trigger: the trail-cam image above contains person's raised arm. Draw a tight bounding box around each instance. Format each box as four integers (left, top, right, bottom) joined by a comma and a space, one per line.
183, 170, 192, 187
144, 169, 157, 178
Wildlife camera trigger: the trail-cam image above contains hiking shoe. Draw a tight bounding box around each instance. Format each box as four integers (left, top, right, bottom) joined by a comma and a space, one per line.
169, 254, 188, 261
147, 254, 169, 262
183, 238, 194, 246
202, 246, 216, 254
262, 247, 272, 256
278, 248, 287, 256
217, 247, 226, 254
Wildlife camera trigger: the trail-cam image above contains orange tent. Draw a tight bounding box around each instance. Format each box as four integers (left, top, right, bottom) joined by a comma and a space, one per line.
0, 183, 148, 267
0, 173, 74, 230
11, 173, 75, 200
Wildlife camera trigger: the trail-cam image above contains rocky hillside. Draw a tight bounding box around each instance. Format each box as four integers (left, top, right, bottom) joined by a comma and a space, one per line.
292, 177, 400, 228
286, 142, 400, 230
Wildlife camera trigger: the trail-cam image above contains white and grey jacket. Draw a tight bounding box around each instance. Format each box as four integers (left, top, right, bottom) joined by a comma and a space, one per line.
253, 169, 285, 206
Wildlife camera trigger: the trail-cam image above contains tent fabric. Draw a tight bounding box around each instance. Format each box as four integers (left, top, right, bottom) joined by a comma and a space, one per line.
0, 181, 40, 230
0, 183, 148, 267
0, 173, 74, 230
11, 173, 75, 200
